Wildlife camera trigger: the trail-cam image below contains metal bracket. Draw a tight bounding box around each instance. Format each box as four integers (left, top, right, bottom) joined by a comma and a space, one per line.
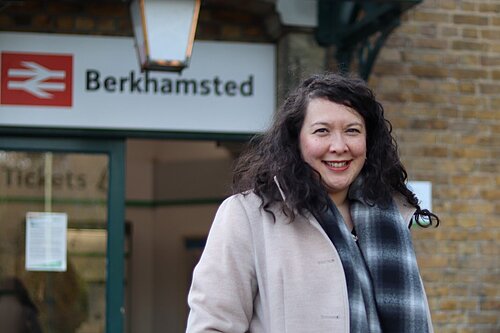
316, 0, 422, 80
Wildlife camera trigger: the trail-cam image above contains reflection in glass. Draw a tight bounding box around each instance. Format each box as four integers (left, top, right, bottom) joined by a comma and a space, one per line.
0, 151, 108, 333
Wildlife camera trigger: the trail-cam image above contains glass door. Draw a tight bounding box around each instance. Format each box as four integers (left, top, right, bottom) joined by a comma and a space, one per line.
0, 137, 125, 333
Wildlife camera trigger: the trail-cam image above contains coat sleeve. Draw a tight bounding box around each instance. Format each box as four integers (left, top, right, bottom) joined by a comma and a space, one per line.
393, 194, 417, 229
186, 195, 257, 333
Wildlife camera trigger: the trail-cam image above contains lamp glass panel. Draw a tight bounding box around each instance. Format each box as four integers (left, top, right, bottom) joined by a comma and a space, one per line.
130, 0, 147, 65
145, 0, 196, 61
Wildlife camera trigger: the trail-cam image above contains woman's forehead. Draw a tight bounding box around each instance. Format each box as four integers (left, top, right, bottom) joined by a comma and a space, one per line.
304, 98, 364, 122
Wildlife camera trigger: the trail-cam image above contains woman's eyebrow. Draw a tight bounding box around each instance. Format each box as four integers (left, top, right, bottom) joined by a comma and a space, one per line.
310, 121, 330, 126
310, 121, 364, 127
346, 122, 364, 127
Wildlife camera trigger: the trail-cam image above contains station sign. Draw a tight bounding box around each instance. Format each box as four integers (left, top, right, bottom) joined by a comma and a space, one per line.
0, 32, 276, 134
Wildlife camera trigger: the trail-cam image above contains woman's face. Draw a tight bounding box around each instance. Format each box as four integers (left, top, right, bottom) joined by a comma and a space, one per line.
299, 98, 367, 203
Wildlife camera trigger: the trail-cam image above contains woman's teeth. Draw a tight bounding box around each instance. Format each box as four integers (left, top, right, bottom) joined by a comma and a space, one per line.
326, 161, 348, 168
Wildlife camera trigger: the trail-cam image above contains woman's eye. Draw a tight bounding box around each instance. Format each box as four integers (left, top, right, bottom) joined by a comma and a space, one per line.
313, 128, 328, 134
346, 128, 361, 134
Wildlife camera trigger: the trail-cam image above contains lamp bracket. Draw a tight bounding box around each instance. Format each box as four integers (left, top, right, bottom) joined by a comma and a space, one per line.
316, 0, 422, 80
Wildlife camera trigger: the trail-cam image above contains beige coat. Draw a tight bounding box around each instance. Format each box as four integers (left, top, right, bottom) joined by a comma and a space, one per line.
186, 192, 432, 333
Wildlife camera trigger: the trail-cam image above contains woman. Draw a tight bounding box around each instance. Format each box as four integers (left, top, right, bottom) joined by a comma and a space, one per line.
186, 73, 439, 333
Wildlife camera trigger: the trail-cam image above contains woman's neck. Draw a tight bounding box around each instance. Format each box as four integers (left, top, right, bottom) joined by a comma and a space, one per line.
329, 191, 354, 231
329, 190, 348, 208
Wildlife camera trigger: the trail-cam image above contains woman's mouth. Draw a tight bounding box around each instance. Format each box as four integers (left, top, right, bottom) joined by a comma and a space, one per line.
324, 160, 351, 170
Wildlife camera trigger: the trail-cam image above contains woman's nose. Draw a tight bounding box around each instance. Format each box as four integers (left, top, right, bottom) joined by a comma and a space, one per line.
328, 134, 348, 153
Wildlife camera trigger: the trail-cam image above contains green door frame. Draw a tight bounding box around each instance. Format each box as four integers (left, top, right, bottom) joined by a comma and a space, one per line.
0, 136, 126, 333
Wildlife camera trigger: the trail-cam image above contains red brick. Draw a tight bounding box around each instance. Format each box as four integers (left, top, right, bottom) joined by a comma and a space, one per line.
47, 2, 83, 14
481, 30, 500, 40
458, 95, 484, 106
480, 300, 500, 311
462, 27, 478, 38
468, 312, 498, 324
481, 189, 500, 201
437, 0, 458, 10
410, 65, 449, 78
481, 56, 500, 66
452, 40, 489, 51
410, 119, 448, 130
410, 93, 448, 104
479, 242, 500, 255
478, 161, 499, 173
414, 11, 450, 23
414, 38, 449, 49
440, 26, 458, 37
221, 25, 243, 39
373, 63, 408, 75
455, 217, 478, 228
492, 70, 500, 80
96, 18, 116, 33
419, 24, 437, 37
453, 14, 488, 26
418, 256, 449, 268
55, 15, 74, 30
478, 3, 500, 13
75, 16, 95, 31
452, 69, 488, 79
0, 13, 14, 27
480, 84, 500, 94
85, 3, 128, 17
31, 14, 53, 30
459, 82, 476, 94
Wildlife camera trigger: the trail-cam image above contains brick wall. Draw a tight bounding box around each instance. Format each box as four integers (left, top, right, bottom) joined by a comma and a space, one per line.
371, 1, 499, 332
0, 1, 132, 36
0, 0, 276, 42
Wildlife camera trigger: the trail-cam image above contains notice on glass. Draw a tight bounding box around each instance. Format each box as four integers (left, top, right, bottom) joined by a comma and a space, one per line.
25, 212, 67, 272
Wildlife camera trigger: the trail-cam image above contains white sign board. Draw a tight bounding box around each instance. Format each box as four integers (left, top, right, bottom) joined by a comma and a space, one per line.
407, 180, 432, 211
25, 212, 67, 272
0, 32, 276, 134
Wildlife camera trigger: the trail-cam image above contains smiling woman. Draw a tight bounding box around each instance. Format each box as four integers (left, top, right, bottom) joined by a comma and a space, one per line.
186, 72, 440, 333
299, 99, 367, 208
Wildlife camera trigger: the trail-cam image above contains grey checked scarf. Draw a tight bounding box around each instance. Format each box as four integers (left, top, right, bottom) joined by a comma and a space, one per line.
314, 181, 430, 332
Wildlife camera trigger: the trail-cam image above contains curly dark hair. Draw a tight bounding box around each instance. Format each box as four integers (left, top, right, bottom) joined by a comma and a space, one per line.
233, 72, 439, 227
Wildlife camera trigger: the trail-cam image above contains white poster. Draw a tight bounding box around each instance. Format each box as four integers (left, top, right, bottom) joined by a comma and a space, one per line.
407, 180, 432, 211
0, 32, 276, 134
25, 212, 67, 272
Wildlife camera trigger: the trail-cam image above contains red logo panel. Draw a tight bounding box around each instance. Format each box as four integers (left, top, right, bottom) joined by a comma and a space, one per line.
1, 52, 73, 107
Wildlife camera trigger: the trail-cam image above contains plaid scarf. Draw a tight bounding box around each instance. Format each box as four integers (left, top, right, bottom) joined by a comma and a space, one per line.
315, 183, 429, 332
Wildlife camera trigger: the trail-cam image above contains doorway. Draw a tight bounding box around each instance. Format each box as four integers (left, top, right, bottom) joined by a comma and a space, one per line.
0, 137, 125, 333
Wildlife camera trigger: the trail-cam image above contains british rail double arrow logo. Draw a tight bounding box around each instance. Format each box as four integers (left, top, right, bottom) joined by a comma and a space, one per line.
1, 52, 73, 107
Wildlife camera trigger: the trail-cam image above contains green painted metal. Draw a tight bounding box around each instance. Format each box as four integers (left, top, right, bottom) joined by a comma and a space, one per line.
0, 126, 254, 142
0, 136, 126, 333
0, 196, 108, 205
316, 0, 422, 80
0, 195, 226, 208
106, 140, 125, 333
126, 197, 225, 207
